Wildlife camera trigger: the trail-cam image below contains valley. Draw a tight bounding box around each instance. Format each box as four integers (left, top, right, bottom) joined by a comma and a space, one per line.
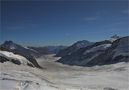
0, 54, 129, 90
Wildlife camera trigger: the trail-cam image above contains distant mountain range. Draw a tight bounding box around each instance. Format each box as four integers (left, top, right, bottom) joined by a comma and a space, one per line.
28, 45, 67, 55
57, 35, 129, 66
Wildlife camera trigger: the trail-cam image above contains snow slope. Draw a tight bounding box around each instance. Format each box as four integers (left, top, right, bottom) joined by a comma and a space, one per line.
0, 50, 34, 67
1, 55, 128, 90
0, 41, 41, 68
84, 44, 111, 55
0, 62, 59, 90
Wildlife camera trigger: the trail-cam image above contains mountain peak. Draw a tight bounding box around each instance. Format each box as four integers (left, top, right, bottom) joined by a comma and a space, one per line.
4, 40, 14, 44
55, 40, 93, 57
2, 40, 17, 50
110, 34, 120, 39
110, 34, 120, 42
73, 40, 92, 48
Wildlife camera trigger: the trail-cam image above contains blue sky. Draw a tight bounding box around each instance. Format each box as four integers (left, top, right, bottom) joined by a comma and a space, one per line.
1, 0, 129, 46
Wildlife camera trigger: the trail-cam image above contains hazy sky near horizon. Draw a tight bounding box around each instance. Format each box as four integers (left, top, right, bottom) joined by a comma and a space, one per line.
1, 0, 129, 46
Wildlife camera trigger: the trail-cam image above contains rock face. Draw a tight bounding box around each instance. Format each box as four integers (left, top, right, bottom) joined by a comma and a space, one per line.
0, 41, 41, 68
0, 56, 9, 63
57, 36, 129, 66
55, 40, 93, 57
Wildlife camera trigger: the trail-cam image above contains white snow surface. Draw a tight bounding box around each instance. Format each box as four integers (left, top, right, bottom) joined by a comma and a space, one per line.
0, 50, 34, 66
23, 46, 39, 53
109, 38, 118, 42
0, 54, 129, 90
84, 44, 111, 55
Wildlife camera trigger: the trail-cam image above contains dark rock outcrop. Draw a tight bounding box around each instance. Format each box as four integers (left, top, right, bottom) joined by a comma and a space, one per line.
0, 56, 9, 63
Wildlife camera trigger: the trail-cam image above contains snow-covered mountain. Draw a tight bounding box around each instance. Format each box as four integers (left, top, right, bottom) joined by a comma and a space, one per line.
55, 40, 93, 57
86, 36, 129, 66
57, 36, 129, 66
0, 41, 39, 57
0, 41, 41, 68
0, 50, 35, 67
